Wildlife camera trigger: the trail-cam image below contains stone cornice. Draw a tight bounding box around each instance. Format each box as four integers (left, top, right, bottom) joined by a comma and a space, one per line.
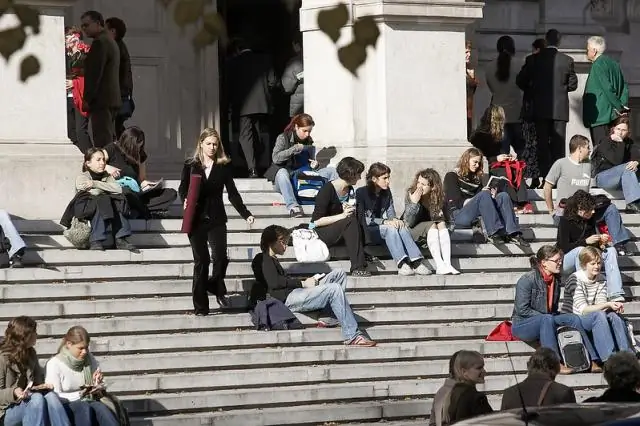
301, 0, 484, 32
15, 0, 77, 7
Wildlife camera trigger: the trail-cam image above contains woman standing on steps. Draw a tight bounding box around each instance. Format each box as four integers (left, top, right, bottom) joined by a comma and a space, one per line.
179, 128, 255, 316
402, 169, 459, 275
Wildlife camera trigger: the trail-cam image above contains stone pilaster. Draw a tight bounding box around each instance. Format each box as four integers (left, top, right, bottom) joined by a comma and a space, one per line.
0, 0, 81, 219
301, 0, 483, 206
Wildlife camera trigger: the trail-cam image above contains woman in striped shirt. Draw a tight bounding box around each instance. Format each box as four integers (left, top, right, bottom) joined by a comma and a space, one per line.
563, 246, 631, 364
443, 148, 528, 246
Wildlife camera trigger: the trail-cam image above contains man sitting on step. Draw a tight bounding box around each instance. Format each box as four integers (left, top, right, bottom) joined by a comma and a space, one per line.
544, 134, 631, 255
253, 224, 376, 346
0, 209, 25, 268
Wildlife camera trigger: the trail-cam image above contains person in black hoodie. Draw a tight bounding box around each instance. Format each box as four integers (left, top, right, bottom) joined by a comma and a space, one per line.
255, 225, 376, 346
470, 105, 530, 211
556, 190, 625, 302
592, 116, 640, 212
179, 128, 255, 316
443, 147, 528, 246
445, 350, 493, 424
584, 352, 640, 403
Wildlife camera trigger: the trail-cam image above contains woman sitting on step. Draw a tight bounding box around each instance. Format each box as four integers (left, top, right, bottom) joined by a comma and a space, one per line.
556, 190, 625, 302
560, 247, 631, 366
402, 168, 459, 275
0, 316, 70, 426
61, 148, 137, 252
445, 350, 493, 424
264, 113, 339, 218
311, 156, 370, 277
355, 162, 432, 276
45, 326, 122, 426
102, 126, 177, 218
511, 245, 600, 374
443, 147, 528, 246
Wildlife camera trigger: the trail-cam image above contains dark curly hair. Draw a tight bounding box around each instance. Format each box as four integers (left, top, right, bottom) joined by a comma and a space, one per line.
563, 190, 595, 222
603, 352, 640, 390
0, 316, 38, 369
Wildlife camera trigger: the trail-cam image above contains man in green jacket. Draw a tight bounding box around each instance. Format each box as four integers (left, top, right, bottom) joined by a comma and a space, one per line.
583, 35, 629, 146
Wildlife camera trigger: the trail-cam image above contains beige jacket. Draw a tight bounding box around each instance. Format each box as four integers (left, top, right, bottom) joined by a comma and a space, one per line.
75, 171, 122, 196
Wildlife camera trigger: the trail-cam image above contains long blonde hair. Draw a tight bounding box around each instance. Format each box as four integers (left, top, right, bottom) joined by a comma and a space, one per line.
479, 104, 505, 142
408, 169, 444, 218
191, 128, 230, 165
456, 147, 484, 180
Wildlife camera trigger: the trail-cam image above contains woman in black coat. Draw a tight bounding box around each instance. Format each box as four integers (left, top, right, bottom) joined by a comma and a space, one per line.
445, 350, 493, 424
179, 128, 255, 316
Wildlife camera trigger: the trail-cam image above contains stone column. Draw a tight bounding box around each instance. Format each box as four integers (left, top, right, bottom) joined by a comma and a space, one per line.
300, 0, 483, 206
0, 0, 80, 219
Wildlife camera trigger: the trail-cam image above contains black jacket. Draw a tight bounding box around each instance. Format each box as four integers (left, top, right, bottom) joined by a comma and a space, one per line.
591, 136, 640, 176
178, 161, 252, 227
255, 253, 302, 303
442, 171, 483, 222
584, 389, 640, 403
501, 373, 576, 410
250, 298, 303, 331
83, 30, 121, 110
556, 215, 597, 254
115, 38, 133, 98
227, 50, 277, 116
60, 191, 128, 228
447, 382, 493, 424
516, 47, 578, 122
469, 131, 505, 163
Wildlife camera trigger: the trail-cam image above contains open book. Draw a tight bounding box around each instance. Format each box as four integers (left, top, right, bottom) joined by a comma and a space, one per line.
142, 178, 164, 193
483, 175, 510, 191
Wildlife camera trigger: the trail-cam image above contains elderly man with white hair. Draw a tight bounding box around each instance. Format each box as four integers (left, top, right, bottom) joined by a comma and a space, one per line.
583, 35, 629, 145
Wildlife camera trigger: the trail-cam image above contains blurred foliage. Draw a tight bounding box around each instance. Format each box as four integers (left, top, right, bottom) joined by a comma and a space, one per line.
0, 0, 40, 81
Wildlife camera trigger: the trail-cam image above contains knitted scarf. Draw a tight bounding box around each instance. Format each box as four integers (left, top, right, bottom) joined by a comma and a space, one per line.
55, 347, 93, 386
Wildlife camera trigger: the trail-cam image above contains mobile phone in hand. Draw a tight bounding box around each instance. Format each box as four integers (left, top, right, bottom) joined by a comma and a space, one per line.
312, 273, 326, 281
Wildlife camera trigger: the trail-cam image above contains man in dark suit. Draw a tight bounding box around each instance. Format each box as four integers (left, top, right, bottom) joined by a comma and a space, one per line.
227, 40, 278, 178
501, 347, 576, 410
81, 10, 121, 148
517, 29, 578, 177
106, 17, 134, 139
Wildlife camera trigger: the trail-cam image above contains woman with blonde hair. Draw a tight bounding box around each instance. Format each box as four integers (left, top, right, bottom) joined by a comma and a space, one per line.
45, 326, 120, 425
179, 128, 255, 315
470, 104, 530, 210
0, 316, 70, 426
443, 148, 527, 246
402, 169, 459, 275
445, 350, 492, 424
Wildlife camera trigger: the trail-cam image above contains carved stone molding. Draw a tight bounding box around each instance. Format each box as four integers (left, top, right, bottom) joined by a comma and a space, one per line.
627, 0, 640, 22
589, 0, 628, 31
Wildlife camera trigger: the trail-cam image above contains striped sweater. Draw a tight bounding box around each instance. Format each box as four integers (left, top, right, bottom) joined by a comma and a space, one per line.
561, 270, 608, 315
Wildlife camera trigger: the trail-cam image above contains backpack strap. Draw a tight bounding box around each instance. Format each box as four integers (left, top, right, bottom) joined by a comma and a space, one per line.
537, 381, 553, 406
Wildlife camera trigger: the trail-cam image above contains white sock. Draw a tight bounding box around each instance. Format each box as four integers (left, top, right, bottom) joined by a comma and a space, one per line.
427, 228, 446, 271
438, 228, 453, 266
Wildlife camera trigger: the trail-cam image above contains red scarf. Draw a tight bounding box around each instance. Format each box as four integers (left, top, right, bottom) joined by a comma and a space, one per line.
539, 266, 555, 312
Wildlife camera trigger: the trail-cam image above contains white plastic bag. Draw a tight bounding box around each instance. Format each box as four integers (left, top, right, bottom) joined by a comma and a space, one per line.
291, 228, 330, 263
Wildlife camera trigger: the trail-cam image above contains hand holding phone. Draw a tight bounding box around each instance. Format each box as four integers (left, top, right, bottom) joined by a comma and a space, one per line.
312, 273, 326, 281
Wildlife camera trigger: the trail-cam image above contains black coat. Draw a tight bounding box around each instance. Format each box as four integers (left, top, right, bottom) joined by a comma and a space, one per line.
556, 215, 597, 254
83, 30, 121, 110
115, 39, 133, 98
447, 382, 493, 424
60, 191, 128, 228
591, 136, 640, 176
250, 298, 303, 331
226, 50, 277, 116
516, 47, 578, 122
501, 373, 576, 410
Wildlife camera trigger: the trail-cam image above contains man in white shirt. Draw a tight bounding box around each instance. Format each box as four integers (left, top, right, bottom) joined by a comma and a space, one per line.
544, 134, 631, 255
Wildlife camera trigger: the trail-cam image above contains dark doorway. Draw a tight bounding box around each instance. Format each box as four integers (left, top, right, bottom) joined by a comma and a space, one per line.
218, 0, 301, 177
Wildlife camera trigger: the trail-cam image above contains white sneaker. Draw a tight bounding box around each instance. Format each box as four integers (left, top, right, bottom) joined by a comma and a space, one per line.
398, 264, 415, 276
447, 264, 461, 275
414, 263, 432, 275
435, 267, 451, 275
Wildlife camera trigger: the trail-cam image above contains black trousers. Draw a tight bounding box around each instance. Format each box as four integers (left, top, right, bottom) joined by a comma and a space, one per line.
67, 97, 92, 154
590, 124, 609, 146
188, 223, 228, 314
90, 108, 118, 148
535, 119, 567, 178
314, 215, 366, 271
140, 188, 177, 213
238, 114, 270, 172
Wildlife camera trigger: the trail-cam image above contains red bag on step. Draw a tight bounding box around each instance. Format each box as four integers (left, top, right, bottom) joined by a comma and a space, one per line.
486, 320, 519, 341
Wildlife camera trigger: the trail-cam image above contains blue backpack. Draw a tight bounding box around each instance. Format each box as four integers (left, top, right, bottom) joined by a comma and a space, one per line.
291, 167, 327, 205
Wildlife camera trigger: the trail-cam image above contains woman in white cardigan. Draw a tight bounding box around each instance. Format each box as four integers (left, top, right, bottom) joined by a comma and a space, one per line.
45, 326, 119, 426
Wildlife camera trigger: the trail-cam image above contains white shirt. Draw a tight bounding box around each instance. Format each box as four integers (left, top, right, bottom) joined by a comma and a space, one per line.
45, 354, 99, 402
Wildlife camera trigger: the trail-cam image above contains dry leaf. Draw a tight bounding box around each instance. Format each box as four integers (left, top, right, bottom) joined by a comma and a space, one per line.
0, 26, 26, 60
173, 0, 205, 28
192, 27, 216, 49
19, 54, 39, 82
12, 4, 40, 34
337, 42, 366, 76
317, 3, 348, 43
202, 11, 227, 47
353, 16, 379, 48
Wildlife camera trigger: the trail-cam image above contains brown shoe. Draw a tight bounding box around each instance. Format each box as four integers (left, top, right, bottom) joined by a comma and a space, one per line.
559, 364, 575, 375
591, 362, 603, 373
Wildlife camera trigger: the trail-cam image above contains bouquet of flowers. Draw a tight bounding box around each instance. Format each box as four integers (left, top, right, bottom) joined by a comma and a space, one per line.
66, 34, 90, 79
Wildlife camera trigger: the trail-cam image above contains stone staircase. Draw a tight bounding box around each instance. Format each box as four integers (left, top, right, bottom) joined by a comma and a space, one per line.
2, 179, 637, 425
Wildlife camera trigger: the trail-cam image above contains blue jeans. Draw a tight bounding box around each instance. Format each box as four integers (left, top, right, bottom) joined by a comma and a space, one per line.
90, 212, 132, 243
563, 246, 624, 299
453, 191, 519, 236
65, 399, 119, 426
4, 392, 71, 426
366, 224, 423, 266
0, 209, 26, 258
595, 164, 640, 205
284, 269, 360, 342
580, 311, 631, 361
274, 167, 339, 210
512, 313, 599, 361
553, 204, 630, 245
